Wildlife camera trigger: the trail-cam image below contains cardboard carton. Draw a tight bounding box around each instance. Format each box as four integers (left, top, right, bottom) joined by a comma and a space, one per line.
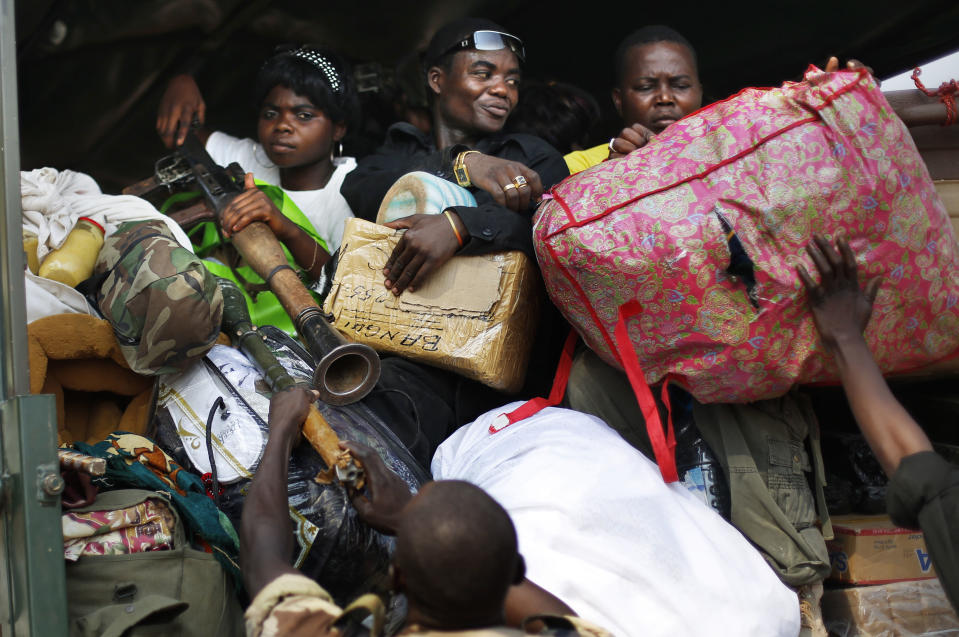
325, 218, 540, 393
822, 579, 959, 636
827, 514, 937, 585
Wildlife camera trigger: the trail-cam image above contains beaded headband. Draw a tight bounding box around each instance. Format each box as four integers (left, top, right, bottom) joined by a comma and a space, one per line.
285, 47, 343, 95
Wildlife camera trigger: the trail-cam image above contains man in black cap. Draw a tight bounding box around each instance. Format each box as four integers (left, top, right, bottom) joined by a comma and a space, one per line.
341, 17, 569, 296
338, 18, 570, 470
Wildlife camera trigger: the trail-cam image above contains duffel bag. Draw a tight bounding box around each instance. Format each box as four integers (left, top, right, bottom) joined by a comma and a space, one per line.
65, 489, 243, 637
534, 67, 958, 406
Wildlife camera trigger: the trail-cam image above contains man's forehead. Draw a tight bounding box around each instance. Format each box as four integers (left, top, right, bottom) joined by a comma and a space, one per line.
626, 41, 698, 77
452, 48, 522, 73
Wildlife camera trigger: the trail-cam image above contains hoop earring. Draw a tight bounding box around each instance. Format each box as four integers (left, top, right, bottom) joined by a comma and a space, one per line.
337, 142, 343, 157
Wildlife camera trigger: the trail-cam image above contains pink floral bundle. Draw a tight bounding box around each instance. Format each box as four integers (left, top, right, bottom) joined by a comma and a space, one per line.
535, 68, 958, 404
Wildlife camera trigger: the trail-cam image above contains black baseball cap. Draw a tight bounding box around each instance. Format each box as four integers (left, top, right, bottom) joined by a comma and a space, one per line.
424, 17, 525, 68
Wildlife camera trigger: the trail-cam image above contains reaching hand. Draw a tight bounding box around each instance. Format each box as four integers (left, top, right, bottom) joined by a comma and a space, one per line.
797, 235, 881, 350
824, 56, 878, 83
382, 213, 462, 295
608, 123, 657, 160
463, 153, 544, 213
157, 74, 206, 148
221, 173, 293, 240
340, 440, 413, 536
267, 386, 320, 438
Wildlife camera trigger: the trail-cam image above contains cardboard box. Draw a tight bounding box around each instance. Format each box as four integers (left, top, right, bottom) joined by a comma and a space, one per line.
325, 218, 540, 393
827, 514, 937, 585
822, 579, 959, 637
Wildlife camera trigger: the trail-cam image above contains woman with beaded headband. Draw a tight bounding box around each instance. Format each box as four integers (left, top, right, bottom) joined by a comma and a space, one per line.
156, 46, 359, 334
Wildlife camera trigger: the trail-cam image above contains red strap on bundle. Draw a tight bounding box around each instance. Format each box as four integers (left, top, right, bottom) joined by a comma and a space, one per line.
492, 329, 579, 433
912, 67, 958, 126
613, 300, 678, 483
494, 303, 679, 483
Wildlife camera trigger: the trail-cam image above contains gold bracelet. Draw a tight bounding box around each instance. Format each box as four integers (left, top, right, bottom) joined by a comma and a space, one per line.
444, 210, 464, 247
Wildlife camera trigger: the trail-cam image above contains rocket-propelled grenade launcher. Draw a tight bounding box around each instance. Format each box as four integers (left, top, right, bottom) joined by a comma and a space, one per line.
126, 131, 380, 405
219, 277, 363, 487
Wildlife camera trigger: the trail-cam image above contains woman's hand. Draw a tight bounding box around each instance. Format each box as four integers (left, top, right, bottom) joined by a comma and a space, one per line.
221, 173, 295, 240
462, 153, 543, 212
157, 74, 206, 148
607, 123, 656, 160
382, 212, 464, 295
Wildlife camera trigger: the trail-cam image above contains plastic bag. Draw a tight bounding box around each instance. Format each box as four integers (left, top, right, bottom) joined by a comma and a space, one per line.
822, 431, 888, 515
156, 326, 428, 605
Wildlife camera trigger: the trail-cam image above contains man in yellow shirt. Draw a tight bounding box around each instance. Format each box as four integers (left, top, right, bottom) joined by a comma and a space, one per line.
564, 25, 703, 174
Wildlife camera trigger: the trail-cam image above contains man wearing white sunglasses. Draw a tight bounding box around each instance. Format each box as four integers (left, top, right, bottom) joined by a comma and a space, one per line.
342, 17, 568, 297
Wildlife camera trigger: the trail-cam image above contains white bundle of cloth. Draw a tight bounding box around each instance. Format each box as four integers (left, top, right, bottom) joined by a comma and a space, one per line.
432, 404, 801, 637
21, 167, 193, 261
20, 167, 194, 322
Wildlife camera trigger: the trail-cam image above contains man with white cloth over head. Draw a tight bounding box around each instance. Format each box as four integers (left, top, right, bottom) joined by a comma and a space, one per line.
432, 404, 800, 637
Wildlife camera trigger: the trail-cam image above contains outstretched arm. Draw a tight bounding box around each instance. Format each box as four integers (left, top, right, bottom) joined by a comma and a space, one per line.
240, 386, 319, 598
157, 74, 210, 148
798, 235, 933, 476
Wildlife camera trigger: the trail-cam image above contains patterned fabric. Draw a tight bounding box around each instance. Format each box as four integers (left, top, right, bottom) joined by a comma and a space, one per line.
72, 433, 240, 577
95, 219, 223, 375
62, 497, 176, 561
534, 68, 959, 403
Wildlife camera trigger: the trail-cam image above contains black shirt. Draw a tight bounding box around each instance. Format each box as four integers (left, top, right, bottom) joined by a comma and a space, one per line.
887, 451, 959, 611
340, 122, 570, 257
339, 124, 571, 462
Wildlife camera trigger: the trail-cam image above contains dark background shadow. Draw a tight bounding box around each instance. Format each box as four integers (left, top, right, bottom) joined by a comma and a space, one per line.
13, 0, 959, 191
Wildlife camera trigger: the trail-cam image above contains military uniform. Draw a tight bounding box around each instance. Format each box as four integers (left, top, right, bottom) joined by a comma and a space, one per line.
888, 451, 959, 611
94, 219, 223, 375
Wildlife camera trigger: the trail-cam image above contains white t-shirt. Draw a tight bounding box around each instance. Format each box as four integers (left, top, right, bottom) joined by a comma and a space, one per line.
205, 131, 356, 253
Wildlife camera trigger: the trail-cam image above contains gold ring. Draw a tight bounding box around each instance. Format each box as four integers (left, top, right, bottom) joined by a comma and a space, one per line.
512, 175, 528, 188
503, 183, 517, 191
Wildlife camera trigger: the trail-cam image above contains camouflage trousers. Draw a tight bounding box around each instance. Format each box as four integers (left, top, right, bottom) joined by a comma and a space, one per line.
565, 347, 831, 586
